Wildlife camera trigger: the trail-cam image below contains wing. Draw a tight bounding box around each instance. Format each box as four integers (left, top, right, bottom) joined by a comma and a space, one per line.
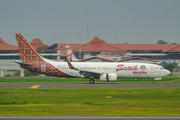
66, 58, 102, 79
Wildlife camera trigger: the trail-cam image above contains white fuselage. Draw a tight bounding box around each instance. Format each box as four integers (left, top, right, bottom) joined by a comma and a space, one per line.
49, 62, 170, 79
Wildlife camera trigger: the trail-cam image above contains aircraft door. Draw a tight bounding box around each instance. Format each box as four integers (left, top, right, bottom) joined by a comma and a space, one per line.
99, 66, 103, 73
150, 66, 154, 73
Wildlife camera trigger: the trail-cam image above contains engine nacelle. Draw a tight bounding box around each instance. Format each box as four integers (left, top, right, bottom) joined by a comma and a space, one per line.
100, 73, 117, 82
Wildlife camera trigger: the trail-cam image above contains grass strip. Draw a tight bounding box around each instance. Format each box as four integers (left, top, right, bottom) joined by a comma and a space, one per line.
0, 88, 180, 116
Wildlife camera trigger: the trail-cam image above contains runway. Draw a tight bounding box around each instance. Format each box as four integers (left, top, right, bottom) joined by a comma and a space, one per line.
0, 83, 179, 89
0, 116, 180, 120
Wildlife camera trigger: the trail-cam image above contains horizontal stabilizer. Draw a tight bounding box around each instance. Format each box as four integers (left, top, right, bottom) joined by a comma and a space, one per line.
15, 61, 34, 66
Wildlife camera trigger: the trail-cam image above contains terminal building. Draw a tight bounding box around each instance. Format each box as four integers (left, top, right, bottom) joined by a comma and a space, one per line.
0, 36, 180, 76
50, 37, 180, 65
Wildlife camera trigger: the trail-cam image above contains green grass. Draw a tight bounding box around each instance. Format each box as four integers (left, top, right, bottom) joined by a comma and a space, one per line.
0, 77, 180, 83
0, 88, 180, 116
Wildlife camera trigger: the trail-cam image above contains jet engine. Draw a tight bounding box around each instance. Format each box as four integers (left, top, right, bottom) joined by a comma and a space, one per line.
100, 73, 117, 82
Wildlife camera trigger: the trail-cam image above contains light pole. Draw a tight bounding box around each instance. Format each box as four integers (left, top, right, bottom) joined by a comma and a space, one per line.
78, 33, 83, 59
85, 16, 90, 43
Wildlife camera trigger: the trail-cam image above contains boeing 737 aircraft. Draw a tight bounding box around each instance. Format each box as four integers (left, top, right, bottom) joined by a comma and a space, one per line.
15, 33, 171, 84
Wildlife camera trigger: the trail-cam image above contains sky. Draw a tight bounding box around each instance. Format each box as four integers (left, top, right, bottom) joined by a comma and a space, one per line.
0, 0, 180, 46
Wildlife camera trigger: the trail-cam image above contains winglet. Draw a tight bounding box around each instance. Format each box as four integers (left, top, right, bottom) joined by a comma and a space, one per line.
69, 57, 73, 62
66, 58, 77, 70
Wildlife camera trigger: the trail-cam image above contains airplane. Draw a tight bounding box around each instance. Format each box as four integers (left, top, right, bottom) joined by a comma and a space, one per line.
15, 33, 171, 84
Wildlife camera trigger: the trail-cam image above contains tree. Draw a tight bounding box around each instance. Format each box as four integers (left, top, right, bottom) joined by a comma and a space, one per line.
164, 63, 175, 73
43, 55, 53, 60
171, 43, 177, 44
38, 45, 49, 50
157, 40, 168, 44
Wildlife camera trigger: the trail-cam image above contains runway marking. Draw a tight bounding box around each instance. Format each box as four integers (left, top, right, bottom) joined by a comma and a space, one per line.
105, 96, 112, 98
160, 83, 164, 86
30, 85, 40, 89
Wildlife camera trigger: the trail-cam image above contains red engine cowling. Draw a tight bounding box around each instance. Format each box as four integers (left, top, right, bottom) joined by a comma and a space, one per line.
100, 73, 117, 82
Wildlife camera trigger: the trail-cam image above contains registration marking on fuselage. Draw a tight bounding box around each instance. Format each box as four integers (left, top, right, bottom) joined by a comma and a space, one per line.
30, 85, 40, 89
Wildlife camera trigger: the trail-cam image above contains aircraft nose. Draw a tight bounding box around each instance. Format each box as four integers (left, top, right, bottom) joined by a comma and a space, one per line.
165, 70, 171, 76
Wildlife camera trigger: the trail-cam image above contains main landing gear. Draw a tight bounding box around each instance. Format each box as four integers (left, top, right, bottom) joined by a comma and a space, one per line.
89, 79, 94, 84
153, 80, 156, 84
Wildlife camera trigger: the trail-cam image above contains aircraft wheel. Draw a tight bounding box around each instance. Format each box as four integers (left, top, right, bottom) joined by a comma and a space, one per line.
153, 80, 156, 84
90, 79, 94, 84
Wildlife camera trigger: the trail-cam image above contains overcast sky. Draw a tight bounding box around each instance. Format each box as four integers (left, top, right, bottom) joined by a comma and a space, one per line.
0, 0, 180, 46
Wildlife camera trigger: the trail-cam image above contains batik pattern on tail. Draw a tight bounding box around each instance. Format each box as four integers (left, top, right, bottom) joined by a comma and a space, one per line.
15, 33, 70, 77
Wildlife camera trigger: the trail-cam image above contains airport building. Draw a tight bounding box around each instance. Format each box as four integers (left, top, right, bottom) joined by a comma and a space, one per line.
0, 36, 180, 76
51, 37, 180, 65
